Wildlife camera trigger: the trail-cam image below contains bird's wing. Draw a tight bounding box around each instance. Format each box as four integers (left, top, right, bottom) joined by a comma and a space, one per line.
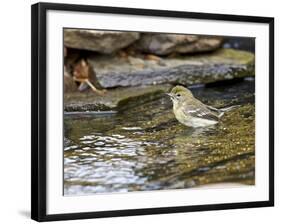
206, 105, 220, 112
182, 102, 219, 121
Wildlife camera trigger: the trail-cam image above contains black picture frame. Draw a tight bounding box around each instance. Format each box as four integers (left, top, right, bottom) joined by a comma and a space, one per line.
31, 2, 274, 222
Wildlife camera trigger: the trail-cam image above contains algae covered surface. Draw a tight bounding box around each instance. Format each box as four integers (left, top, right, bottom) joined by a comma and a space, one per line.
64, 79, 255, 195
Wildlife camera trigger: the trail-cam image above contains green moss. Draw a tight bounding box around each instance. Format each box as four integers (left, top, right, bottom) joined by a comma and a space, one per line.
210, 48, 255, 65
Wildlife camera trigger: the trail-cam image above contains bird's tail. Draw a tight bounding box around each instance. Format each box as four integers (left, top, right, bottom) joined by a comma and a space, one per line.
219, 105, 240, 112
218, 105, 240, 118
208, 105, 239, 118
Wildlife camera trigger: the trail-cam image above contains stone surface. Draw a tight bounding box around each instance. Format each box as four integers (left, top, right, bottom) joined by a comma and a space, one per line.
134, 34, 223, 55
64, 85, 171, 112
64, 29, 140, 54
64, 71, 77, 93
87, 49, 254, 88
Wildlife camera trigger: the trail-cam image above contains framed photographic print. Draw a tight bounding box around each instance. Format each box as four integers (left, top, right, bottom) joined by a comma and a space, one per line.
31, 2, 274, 222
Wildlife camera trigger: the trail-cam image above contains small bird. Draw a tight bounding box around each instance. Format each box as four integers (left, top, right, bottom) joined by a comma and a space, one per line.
167, 85, 237, 128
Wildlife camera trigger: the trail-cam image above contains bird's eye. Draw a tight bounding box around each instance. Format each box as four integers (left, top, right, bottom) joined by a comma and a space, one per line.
176, 94, 181, 97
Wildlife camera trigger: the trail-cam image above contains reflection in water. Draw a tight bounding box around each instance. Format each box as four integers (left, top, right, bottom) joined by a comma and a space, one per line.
64, 79, 255, 196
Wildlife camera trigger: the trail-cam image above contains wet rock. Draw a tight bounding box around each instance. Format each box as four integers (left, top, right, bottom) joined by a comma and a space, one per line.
134, 34, 223, 55
88, 49, 254, 88
64, 85, 170, 112
64, 29, 140, 54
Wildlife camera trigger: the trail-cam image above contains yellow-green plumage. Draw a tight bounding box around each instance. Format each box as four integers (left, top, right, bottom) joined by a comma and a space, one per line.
168, 85, 220, 127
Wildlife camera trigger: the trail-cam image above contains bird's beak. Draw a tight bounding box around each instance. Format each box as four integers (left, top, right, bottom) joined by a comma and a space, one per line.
166, 93, 174, 99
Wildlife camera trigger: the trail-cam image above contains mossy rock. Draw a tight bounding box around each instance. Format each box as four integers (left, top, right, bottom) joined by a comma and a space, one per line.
88, 48, 255, 88
64, 85, 171, 112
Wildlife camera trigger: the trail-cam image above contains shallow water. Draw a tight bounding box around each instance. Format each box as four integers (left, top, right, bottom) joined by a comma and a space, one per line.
64, 79, 255, 195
